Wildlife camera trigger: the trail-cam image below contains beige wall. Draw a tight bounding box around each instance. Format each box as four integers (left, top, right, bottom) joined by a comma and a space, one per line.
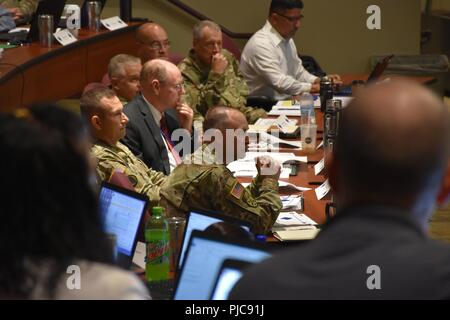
92, 0, 421, 74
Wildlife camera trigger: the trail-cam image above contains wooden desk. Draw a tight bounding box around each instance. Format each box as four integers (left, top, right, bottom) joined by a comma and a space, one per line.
341, 74, 436, 86
239, 112, 329, 228
0, 23, 142, 111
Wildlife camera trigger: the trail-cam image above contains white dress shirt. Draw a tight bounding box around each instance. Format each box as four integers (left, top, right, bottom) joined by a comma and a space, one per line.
142, 95, 177, 173
240, 20, 318, 100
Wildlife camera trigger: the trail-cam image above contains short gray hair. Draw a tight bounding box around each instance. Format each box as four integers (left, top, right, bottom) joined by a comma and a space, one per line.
140, 59, 170, 84
193, 20, 221, 41
108, 54, 141, 78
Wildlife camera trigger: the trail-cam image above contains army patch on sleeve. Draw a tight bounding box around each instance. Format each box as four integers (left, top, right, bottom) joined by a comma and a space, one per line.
230, 181, 244, 200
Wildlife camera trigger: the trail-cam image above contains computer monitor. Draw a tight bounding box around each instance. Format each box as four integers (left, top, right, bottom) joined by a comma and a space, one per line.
210, 259, 253, 300
173, 231, 271, 300
99, 182, 148, 269
177, 209, 252, 270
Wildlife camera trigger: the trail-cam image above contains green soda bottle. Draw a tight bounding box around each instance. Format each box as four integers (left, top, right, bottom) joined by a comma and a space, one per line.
145, 207, 170, 282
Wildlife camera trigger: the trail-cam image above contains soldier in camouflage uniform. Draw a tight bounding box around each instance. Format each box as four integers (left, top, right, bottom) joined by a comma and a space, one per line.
80, 87, 166, 207
159, 106, 281, 234
1, 0, 37, 24
178, 20, 266, 124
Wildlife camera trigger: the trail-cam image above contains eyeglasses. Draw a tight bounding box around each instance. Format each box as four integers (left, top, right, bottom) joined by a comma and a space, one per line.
173, 83, 184, 92
275, 12, 304, 23
148, 40, 171, 51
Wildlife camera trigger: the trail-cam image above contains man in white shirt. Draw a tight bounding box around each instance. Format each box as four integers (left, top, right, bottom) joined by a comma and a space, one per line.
122, 59, 194, 175
240, 0, 342, 100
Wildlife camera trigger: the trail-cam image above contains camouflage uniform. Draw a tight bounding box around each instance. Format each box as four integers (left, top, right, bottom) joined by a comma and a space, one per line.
178, 49, 267, 124
159, 144, 282, 234
92, 140, 166, 207
1, 0, 38, 23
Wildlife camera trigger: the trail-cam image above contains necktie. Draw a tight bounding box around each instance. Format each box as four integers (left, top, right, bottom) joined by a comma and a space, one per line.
160, 115, 183, 165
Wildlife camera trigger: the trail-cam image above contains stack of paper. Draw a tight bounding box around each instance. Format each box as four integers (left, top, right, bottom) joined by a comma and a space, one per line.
247, 131, 302, 151
272, 212, 319, 240
227, 152, 307, 178
280, 195, 304, 211
273, 212, 317, 228
248, 115, 299, 138
273, 229, 320, 241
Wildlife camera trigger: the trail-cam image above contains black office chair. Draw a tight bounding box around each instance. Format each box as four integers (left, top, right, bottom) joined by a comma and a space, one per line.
246, 96, 277, 112
299, 54, 327, 78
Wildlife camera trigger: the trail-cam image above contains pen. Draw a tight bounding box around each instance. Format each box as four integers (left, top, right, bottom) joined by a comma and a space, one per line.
308, 181, 323, 185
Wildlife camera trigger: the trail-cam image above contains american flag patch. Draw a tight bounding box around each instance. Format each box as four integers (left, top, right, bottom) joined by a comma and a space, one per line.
230, 181, 244, 199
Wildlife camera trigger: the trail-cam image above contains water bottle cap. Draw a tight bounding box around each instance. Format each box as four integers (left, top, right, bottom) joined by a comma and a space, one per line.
255, 234, 267, 242
152, 206, 164, 216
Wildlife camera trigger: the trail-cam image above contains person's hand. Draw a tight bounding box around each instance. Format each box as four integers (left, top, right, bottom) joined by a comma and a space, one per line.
256, 156, 281, 181
176, 103, 194, 134
211, 53, 228, 75
7, 7, 24, 22
328, 74, 343, 85
310, 83, 320, 93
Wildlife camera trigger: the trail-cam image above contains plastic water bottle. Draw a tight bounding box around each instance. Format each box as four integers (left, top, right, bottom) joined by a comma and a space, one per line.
299, 92, 315, 125
145, 207, 170, 282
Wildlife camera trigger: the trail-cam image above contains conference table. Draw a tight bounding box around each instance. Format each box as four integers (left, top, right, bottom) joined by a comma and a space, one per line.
0, 22, 143, 112
0, 21, 435, 227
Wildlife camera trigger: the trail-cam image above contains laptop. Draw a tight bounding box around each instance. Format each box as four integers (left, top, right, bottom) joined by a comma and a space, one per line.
334, 54, 394, 96
177, 209, 253, 271
99, 182, 149, 269
173, 230, 271, 300
210, 259, 253, 300
0, 0, 66, 44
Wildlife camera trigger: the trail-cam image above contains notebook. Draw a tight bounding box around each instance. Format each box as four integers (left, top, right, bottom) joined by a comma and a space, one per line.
173, 231, 271, 300
177, 209, 252, 270
334, 54, 394, 95
99, 182, 148, 269
209, 259, 253, 300
0, 0, 66, 43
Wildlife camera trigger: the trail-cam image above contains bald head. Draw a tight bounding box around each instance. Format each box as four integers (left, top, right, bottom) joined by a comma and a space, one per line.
140, 59, 179, 85
204, 106, 248, 132
136, 23, 170, 63
333, 79, 450, 207
139, 59, 184, 112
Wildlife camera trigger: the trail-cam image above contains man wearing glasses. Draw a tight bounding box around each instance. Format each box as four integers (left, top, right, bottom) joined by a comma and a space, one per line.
179, 20, 267, 124
240, 0, 341, 101
136, 22, 172, 64
122, 59, 194, 175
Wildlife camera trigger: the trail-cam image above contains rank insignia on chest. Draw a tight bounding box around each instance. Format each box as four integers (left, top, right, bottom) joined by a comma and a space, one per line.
230, 181, 244, 200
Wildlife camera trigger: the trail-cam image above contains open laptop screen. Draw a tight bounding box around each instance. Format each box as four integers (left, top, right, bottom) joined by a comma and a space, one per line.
210, 259, 252, 300
178, 209, 252, 269
173, 231, 270, 300
99, 182, 148, 258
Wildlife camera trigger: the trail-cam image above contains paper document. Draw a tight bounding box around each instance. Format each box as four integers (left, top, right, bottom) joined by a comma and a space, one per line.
316, 140, 324, 150
242, 152, 307, 164
274, 212, 317, 227
132, 241, 146, 269
315, 179, 331, 200
268, 109, 301, 116
101, 16, 128, 31
248, 132, 301, 150
280, 195, 304, 211
241, 181, 311, 192
273, 229, 320, 241
248, 115, 298, 134
278, 180, 311, 192
314, 158, 325, 175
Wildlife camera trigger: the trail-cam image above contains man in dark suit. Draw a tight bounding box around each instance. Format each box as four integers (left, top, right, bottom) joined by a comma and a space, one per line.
122, 59, 193, 175
230, 79, 450, 299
